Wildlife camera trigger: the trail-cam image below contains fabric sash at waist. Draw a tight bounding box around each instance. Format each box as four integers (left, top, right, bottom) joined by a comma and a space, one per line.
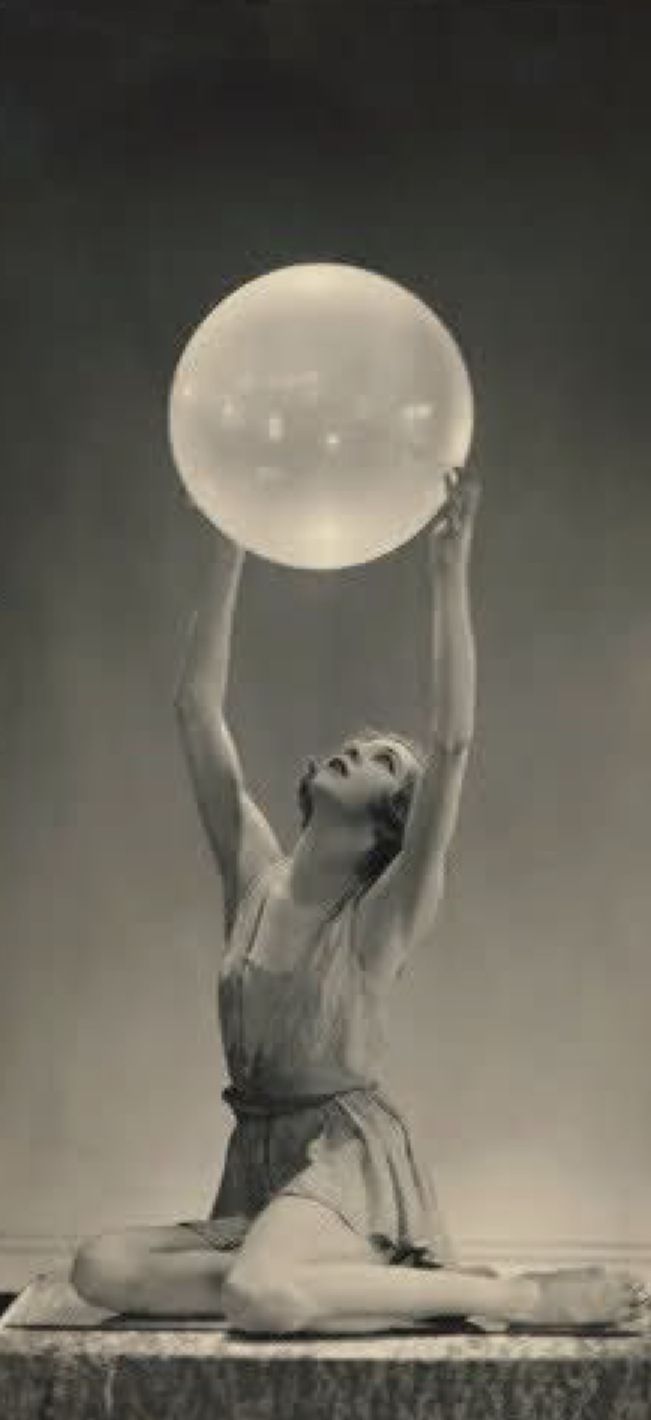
222, 1082, 375, 1120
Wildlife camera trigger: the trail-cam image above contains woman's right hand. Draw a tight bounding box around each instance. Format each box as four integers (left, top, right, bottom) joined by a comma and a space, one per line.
428, 467, 481, 568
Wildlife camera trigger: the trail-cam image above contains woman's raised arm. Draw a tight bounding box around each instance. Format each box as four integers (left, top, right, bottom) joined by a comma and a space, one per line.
354, 471, 480, 975
175, 533, 281, 937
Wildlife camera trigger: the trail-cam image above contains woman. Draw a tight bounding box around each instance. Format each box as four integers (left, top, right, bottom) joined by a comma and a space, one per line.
72, 472, 648, 1334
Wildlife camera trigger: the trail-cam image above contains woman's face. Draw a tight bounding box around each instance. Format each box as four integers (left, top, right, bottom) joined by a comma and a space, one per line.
309, 735, 419, 820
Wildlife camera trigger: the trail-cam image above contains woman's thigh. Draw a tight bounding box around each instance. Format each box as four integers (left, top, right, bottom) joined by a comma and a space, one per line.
233, 1195, 383, 1271
87, 1223, 229, 1259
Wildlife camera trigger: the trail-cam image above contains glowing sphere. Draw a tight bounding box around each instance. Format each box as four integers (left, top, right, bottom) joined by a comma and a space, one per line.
169, 263, 473, 569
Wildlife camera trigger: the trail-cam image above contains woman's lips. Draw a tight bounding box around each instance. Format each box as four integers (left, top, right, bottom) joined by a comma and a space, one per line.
326, 756, 348, 777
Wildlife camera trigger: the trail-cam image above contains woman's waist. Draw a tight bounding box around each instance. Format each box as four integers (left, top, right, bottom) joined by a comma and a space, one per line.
222, 1076, 380, 1120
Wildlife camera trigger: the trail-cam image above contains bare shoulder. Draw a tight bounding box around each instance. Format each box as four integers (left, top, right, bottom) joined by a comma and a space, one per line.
225, 850, 286, 943
353, 857, 404, 945
352, 830, 447, 984
351, 860, 415, 985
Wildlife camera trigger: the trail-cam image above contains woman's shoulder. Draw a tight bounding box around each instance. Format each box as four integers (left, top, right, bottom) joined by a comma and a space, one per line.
227, 854, 287, 939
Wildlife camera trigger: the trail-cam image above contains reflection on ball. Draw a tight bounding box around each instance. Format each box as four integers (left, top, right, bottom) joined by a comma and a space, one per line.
169, 263, 474, 569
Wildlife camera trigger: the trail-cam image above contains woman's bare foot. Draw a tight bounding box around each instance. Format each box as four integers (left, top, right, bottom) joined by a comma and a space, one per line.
509, 1267, 650, 1331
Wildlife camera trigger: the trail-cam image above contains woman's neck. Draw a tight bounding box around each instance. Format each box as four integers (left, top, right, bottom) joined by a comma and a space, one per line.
285, 820, 372, 910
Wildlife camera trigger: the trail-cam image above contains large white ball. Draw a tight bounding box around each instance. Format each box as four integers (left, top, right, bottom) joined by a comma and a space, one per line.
169, 263, 473, 569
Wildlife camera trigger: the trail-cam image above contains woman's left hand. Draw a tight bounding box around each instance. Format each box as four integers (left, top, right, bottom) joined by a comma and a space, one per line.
428, 467, 482, 564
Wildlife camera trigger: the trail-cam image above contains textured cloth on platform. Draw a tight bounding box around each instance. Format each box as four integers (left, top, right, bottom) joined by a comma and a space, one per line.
180, 857, 454, 1267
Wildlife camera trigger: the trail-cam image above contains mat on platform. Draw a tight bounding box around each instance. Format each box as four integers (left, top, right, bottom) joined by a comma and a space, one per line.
0, 1275, 232, 1331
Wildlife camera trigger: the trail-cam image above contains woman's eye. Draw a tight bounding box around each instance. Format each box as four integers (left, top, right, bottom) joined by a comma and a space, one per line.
376, 752, 396, 772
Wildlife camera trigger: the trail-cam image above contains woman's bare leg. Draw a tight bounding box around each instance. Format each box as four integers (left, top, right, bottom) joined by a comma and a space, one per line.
276, 1262, 647, 1334
71, 1206, 649, 1333
71, 1224, 236, 1315
221, 1198, 648, 1335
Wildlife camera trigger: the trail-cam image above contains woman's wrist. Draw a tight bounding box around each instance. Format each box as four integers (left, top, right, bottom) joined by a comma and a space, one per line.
213, 531, 245, 574
428, 540, 470, 592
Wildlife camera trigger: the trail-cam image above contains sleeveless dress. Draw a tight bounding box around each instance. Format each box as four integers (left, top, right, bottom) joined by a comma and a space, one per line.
179, 856, 456, 1269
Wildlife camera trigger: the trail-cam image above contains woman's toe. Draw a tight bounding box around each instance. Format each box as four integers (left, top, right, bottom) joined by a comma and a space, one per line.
627, 1278, 651, 1316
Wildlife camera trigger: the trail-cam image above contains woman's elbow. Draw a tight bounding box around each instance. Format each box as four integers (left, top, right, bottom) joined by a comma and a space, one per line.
174, 676, 218, 727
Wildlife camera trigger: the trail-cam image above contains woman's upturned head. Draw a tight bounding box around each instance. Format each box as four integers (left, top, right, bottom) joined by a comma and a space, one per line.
297, 727, 426, 884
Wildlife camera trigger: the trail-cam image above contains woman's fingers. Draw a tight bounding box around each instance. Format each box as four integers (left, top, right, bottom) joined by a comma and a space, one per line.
428, 468, 481, 552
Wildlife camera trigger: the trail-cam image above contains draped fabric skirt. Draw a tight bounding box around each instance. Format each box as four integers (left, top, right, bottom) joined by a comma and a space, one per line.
178, 1081, 456, 1269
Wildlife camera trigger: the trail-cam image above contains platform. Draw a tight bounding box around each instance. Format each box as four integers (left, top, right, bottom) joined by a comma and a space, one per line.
1, 1324, 650, 1420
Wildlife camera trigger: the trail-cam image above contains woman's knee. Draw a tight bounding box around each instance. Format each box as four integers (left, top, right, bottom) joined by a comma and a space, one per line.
221, 1264, 311, 1335
71, 1231, 149, 1311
